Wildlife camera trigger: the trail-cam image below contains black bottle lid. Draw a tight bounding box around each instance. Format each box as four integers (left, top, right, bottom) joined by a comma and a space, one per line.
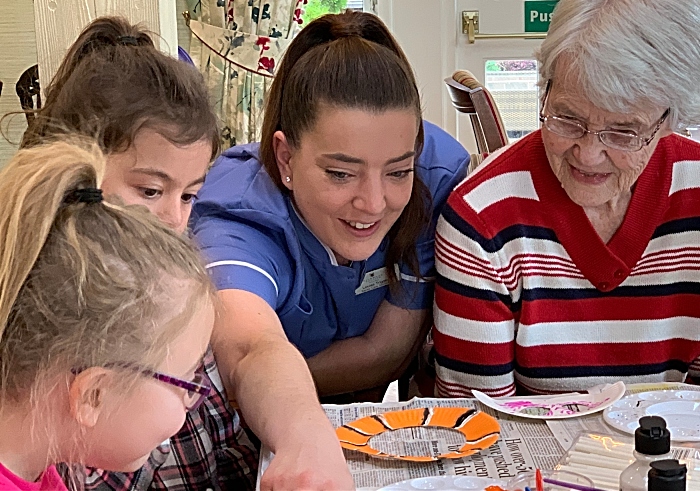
648, 459, 686, 491
635, 416, 671, 455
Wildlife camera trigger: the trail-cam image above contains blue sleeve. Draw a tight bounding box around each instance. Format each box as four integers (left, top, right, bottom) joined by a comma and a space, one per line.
192, 214, 293, 310
386, 121, 470, 309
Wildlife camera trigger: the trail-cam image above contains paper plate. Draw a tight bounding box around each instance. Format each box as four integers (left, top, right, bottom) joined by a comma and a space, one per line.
378, 476, 507, 491
473, 382, 626, 420
336, 406, 500, 462
603, 389, 700, 441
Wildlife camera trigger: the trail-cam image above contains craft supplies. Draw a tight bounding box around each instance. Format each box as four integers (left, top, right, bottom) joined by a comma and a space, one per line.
377, 476, 507, 491
604, 390, 700, 442
536, 469, 544, 491
336, 406, 500, 461
508, 470, 594, 491
648, 460, 687, 491
474, 383, 625, 420
542, 477, 608, 491
557, 433, 700, 491
620, 416, 672, 491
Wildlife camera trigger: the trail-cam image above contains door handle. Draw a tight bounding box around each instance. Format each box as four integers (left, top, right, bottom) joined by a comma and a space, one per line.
462, 11, 547, 44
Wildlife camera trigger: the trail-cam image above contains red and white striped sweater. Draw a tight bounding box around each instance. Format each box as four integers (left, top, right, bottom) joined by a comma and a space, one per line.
433, 131, 700, 397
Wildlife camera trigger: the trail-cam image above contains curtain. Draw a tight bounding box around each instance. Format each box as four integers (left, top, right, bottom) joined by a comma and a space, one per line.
186, 0, 305, 148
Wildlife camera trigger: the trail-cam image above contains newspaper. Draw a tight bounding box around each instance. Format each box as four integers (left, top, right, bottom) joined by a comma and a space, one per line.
546, 383, 700, 451
257, 397, 565, 491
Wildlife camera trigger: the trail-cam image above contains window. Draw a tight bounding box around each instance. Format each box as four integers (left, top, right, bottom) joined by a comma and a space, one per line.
484, 59, 539, 142
302, 0, 351, 24
346, 0, 364, 10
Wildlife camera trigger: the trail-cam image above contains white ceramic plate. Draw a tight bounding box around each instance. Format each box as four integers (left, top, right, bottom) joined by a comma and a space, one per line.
378, 476, 507, 491
472, 382, 626, 420
603, 389, 700, 442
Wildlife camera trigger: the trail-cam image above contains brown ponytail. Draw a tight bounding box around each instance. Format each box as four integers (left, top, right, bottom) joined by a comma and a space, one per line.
21, 16, 220, 160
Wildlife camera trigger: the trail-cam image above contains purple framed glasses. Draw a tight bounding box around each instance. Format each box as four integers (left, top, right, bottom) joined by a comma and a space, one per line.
72, 363, 212, 411
143, 367, 211, 411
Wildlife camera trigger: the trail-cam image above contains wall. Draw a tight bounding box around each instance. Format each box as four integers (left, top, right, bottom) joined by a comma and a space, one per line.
0, 1, 180, 169
375, 0, 458, 131
34, 0, 173, 87
0, 0, 37, 167
374, 0, 542, 152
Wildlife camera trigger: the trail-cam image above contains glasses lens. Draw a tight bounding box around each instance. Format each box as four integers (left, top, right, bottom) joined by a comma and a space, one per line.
184, 371, 209, 410
545, 117, 585, 139
600, 131, 642, 151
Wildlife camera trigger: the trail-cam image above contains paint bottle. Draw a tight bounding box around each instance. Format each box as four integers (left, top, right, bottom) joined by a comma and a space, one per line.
620, 416, 672, 491
648, 460, 686, 491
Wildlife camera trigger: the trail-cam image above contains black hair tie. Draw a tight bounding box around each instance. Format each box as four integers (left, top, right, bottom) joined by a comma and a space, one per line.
117, 35, 139, 46
65, 188, 104, 205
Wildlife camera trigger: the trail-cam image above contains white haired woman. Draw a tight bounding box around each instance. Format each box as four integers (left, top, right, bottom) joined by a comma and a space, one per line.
433, 0, 700, 397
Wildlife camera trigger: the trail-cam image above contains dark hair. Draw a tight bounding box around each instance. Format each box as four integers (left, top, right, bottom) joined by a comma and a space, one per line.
21, 16, 220, 160
260, 11, 429, 283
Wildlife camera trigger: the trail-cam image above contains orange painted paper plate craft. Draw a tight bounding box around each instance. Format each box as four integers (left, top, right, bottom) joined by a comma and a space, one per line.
336, 407, 500, 462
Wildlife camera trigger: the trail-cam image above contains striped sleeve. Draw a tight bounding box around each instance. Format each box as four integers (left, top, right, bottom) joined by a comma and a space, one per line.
433, 199, 517, 398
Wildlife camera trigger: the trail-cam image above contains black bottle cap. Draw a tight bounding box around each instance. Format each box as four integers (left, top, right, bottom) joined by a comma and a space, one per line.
635, 416, 671, 455
648, 459, 687, 491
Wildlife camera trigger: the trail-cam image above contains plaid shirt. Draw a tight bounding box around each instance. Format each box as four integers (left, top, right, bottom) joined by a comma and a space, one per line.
83, 348, 258, 491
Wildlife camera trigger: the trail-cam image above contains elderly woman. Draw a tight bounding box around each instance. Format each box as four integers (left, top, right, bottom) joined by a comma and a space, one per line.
433, 0, 700, 397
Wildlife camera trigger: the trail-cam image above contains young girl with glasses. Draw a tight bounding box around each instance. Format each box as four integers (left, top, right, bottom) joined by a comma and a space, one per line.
0, 138, 215, 490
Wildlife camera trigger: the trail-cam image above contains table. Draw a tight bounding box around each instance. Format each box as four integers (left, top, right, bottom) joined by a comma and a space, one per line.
256, 383, 700, 491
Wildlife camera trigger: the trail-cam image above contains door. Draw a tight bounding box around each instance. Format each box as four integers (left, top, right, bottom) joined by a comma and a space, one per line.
374, 0, 546, 153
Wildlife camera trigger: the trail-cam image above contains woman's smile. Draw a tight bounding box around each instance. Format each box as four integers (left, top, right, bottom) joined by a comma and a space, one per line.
341, 219, 381, 237
276, 106, 417, 264
568, 162, 613, 185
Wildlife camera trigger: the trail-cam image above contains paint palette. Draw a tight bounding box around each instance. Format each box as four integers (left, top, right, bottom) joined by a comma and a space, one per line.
336, 407, 500, 461
473, 382, 626, 420
603, 390, 700, 441
378, 476, 507, 491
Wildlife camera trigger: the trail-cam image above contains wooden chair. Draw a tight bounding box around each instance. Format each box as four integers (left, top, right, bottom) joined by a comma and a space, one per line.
444, 70, 508, 171
397, 72, 510, 398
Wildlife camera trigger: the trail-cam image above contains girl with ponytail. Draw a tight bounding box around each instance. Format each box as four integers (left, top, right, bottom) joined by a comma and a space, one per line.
22, 16, 219, 235
0, 138, 214, 490
21, 17, 261, 491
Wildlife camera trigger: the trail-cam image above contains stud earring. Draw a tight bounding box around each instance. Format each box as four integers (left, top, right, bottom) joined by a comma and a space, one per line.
285, 176, 291, 183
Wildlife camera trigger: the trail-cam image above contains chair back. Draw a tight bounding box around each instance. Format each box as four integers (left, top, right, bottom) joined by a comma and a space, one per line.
16, 65, 41, 124
444, 70, 508, 169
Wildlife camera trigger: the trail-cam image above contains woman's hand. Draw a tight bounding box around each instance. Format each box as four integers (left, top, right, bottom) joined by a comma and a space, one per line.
260, 419, 355, 490
212, 289, 354, 490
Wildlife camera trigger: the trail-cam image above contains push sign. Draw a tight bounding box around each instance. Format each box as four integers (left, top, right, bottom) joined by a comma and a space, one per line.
524, 0, 559, 33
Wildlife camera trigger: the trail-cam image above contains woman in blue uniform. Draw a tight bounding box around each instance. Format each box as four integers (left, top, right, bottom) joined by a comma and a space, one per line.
191, 11, 469, 403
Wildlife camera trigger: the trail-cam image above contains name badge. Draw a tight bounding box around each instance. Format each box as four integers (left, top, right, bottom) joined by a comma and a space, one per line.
355, 267, 390, 295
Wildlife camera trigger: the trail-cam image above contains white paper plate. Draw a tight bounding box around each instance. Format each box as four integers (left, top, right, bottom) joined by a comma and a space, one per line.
603, 389, 700, 442
378, 476, 507, 491
473, 382, 626, 420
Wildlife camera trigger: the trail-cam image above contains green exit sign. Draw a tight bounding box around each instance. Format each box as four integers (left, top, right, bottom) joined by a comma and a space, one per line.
524, 0, 559, 33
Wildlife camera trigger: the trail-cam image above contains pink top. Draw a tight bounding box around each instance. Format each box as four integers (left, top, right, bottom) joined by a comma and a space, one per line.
0, 462, 67, 491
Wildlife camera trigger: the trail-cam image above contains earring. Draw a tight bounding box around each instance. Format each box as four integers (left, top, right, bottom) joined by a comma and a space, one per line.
285, 176, 291, 183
